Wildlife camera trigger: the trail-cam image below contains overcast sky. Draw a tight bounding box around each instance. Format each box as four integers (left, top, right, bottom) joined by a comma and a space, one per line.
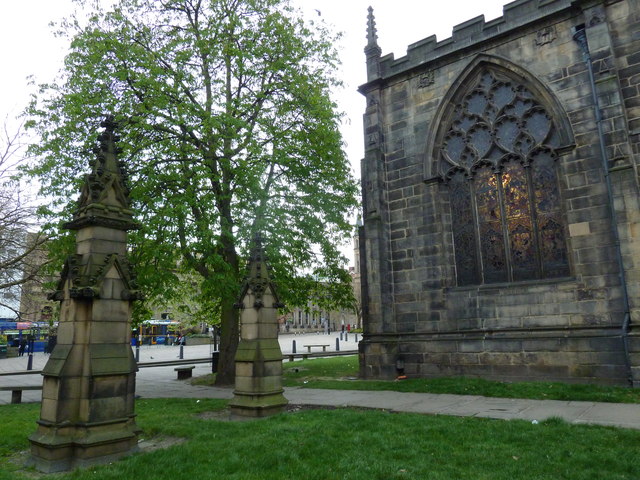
0, 0, 506, 173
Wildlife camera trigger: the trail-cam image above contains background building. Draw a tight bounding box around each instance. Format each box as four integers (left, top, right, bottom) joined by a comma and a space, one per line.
358, 0, 640, 385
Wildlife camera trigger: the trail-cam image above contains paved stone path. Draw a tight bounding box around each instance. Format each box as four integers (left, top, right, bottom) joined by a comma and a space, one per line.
2, 333, 639, 430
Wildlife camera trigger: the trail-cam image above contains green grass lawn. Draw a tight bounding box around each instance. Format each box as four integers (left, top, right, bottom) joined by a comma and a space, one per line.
2, 398, 639, 480
279, 355, 640, 404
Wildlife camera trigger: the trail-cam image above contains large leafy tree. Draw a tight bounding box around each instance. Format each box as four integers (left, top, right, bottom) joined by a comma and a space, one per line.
25, 0, 358, 384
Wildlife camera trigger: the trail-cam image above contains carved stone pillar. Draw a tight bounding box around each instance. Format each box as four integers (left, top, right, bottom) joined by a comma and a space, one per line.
228, 235, 288, 417
29, 117, 141, 472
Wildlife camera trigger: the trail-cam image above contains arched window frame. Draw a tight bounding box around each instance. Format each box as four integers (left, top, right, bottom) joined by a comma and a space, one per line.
425, 57, 575, 286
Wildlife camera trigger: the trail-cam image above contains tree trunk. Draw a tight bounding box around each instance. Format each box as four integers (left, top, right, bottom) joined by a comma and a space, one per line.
214, 209, 240, 386
214, 298, 239, 385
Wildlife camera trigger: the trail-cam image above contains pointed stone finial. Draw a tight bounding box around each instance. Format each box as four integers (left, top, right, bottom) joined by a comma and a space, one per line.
365, 7, 381, 80
235, 233, 284, 310
101, 114, 117, 133
366, 6, 379, 50
365, 6, 382, 57
64, 116, 139, 231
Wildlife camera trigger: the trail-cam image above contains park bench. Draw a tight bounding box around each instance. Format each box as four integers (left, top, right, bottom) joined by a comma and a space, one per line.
0, 385, 43, 404
287, 353, 310, 362
303, 344, 330, 353
174, 365, 195, 380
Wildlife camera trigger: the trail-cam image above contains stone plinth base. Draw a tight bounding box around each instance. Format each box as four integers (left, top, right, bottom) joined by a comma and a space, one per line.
28, 417, 139, 473
230, 337, 288, 417
229, 390, 288, 418
361, 331, 637, 385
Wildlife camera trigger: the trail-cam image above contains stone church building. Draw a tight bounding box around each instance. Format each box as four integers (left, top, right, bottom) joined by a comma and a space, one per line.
358, 0, 640, 386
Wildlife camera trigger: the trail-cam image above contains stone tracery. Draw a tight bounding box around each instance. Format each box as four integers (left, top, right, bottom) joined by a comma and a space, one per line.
440, 68, 569, 285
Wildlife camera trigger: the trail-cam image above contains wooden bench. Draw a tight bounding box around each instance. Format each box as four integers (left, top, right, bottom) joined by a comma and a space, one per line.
286, 350, 358, 362
288, 353, 309, 362
303, 344, 330, 353
174, 366, 195, 380
0, 385, 43, 404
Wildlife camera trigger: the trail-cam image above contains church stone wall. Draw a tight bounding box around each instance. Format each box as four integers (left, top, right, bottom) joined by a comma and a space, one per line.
359, 0, 640, 385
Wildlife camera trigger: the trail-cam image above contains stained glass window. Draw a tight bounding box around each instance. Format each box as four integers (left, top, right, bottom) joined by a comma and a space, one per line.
450, 171, 479, 286
441, 68, 569, 285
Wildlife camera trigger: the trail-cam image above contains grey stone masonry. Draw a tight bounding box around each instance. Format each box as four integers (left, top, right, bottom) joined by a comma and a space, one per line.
359, 0, 640, 386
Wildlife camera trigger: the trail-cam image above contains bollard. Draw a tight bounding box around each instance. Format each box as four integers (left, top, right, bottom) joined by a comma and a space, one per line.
355, 333, 358, 343
135, 345, 140, 362
179, 344, 184, 360
211, 351, 219, 373
292, 339, 297, 354
345, 332, 348, 342
26, 336, 35, 370
340, 332, 343, 341
336, 338, 340, 352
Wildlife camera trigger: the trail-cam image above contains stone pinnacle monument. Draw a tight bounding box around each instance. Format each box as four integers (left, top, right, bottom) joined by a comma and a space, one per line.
228, 235, 288, 417
29, 117, 141, 472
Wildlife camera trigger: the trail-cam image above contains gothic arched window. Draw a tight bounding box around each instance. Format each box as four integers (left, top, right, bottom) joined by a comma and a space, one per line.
440, 68, 570, 286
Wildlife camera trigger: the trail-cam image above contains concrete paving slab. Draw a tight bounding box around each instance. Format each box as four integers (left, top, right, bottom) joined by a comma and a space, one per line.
284, 387, 372, 407
573, 403, 640, 429
376, 392, 482, 414
437, 396, 532, 419
279, 387, 640, 430
515, 400, 596, 423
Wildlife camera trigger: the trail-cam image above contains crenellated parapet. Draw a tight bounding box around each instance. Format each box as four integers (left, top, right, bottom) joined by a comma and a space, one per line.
364, 0, 581, 84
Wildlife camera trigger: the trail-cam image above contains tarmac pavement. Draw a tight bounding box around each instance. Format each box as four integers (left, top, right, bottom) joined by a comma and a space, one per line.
1, 332, 639, 430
